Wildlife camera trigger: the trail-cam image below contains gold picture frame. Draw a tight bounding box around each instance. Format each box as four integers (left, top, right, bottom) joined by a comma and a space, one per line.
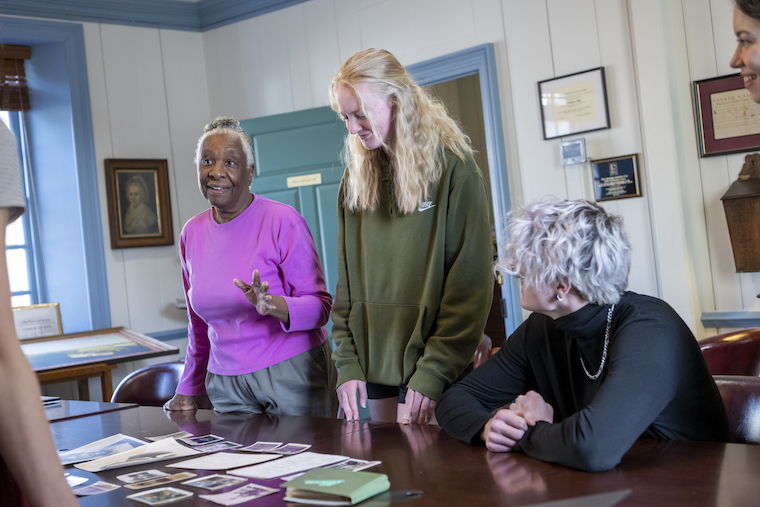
12, 302, 63, 340
104, 159, 174, 249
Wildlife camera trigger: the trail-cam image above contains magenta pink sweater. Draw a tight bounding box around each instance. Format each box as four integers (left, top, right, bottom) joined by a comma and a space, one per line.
176, 195, 331, 396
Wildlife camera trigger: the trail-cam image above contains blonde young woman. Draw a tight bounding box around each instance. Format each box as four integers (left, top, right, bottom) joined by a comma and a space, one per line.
330, 48, 493, 424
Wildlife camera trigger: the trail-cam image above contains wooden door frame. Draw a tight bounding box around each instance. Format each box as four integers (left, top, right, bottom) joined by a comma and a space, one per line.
407, 43, 521, 335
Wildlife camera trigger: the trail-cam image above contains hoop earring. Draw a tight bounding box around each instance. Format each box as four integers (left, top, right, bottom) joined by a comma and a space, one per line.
556, 294, 563, 302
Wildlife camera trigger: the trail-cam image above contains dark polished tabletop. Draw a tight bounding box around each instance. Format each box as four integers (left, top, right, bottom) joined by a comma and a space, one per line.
45, 400, 137, 423
51, 406, 760, 506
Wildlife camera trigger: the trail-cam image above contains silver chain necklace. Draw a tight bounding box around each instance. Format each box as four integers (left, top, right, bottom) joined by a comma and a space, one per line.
580, 304, 615, 380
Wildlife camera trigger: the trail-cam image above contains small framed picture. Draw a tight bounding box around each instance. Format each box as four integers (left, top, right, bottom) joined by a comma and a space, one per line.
693, 73, 760, 156
104, 159, 173, 249
12, 302, 62, 340
592, 154, 641, 202
538, 67, 610, 140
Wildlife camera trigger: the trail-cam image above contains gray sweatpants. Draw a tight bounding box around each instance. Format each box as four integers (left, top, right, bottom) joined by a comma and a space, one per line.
205, 340, 337, 417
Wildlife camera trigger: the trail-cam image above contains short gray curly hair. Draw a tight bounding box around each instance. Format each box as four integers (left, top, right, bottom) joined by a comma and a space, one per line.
499, 197, 631, 305
194, 116, 254, 167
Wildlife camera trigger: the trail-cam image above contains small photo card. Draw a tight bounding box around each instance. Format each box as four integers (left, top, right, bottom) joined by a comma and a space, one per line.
72, 480, 121, 496
182, 474, 247, 491
127, 487, 194, 505
272, 443, 311, 455
117, 469, 169, 484
179, 434, 225, 447
240, 441, 282, 453
199, 483, 279, 505
193, 441, 243, 453
326, 458, 382, 472
125, 472, 197, 490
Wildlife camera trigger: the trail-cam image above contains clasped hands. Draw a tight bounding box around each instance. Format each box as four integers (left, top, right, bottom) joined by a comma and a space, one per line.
481, 390, 553, 453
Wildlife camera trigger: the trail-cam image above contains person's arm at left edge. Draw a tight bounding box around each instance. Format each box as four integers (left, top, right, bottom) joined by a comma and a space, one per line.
405, 154, 494, 424
0, 208, 79, 507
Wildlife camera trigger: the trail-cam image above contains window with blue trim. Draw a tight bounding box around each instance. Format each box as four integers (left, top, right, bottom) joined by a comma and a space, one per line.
1, 110, 45, 308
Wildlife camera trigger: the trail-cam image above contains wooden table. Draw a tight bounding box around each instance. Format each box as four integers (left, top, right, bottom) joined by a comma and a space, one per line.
37, 363, 117, 401
50, 405, 760, 506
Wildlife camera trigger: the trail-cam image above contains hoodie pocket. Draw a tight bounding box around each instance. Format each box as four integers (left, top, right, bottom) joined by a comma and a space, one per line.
348, 301, 426, 386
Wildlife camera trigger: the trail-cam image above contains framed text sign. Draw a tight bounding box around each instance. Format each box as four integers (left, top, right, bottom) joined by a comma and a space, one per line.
13, 303, 63, 340
693, 73, 760, 156
592, 154, 641, 202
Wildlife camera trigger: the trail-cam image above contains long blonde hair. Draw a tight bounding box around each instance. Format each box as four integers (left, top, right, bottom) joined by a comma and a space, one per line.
329, 48, 472, 214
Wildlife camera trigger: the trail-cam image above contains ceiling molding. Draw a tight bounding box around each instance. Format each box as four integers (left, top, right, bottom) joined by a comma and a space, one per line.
0, 0, 310, 32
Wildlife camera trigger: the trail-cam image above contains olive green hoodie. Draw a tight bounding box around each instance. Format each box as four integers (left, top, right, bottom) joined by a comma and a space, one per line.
331, 151, 494, 401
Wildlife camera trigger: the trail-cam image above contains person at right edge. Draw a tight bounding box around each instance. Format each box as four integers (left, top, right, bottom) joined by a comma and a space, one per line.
329, 48, 493, 425
436, 198, 729, 471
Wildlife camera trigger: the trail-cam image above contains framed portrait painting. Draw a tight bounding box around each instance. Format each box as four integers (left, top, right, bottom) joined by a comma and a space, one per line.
104, 159, 173, 249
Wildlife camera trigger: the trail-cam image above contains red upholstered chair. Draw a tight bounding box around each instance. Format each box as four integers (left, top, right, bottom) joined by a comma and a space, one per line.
699, 329, 760, 376
713, 375, 760, 444
111, 362, 213, 410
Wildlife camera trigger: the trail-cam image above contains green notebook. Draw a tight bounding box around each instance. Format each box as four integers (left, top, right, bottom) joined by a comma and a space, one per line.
282, 467, 390, 505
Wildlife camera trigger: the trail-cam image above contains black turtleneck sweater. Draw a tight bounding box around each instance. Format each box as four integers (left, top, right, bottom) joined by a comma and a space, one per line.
436, 291, 729, 472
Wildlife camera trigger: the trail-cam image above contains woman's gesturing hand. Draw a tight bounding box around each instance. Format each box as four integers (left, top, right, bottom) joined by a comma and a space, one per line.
234, 269, 290, 326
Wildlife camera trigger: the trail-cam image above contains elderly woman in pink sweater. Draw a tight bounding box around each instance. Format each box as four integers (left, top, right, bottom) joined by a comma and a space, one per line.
164, 117, 336, 417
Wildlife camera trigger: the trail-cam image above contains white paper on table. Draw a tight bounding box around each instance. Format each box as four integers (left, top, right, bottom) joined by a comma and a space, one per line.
58, 433, 147, 466
75, 438, 200, 472
228, 452, 348, 480
167, 452, 281, 470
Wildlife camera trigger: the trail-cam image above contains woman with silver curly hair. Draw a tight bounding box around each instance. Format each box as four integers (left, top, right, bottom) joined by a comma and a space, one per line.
437, 198, 728, 471
164, 117, 337, 417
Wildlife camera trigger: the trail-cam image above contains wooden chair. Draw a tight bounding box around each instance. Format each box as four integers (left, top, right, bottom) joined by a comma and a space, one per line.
111, 362, 213, 409
713, 375, 760, 444
699, 329, 760, 376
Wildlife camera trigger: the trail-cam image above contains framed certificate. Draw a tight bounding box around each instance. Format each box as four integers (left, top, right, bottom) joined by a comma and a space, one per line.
592, 154, 641, 201
693, 73, 760, 156
538, 67, 610, 140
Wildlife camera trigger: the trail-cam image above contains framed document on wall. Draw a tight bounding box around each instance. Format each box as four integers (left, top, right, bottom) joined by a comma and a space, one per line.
693, 73, 760, 156
538, 67, 611, 140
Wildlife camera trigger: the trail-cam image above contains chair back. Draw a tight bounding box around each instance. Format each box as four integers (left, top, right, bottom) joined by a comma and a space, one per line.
111, 362, 213, 409
699, 329, 760, 376
713, 375, 760, 444
473, 334, 493, 369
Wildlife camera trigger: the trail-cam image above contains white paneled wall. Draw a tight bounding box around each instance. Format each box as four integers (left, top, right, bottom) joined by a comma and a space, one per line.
22, 0, 760, 401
